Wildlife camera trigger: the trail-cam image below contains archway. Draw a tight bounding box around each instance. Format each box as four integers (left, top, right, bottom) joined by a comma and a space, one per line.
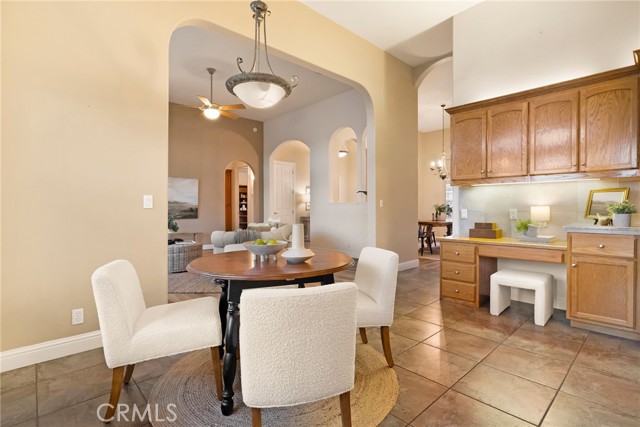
224, 161, 255, 230
269, 140, 311, 227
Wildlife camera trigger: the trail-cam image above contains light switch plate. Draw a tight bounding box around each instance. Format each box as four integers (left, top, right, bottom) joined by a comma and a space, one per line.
460, 209, 468, 219
143, 195, 153, 209
509, 208, 518, 219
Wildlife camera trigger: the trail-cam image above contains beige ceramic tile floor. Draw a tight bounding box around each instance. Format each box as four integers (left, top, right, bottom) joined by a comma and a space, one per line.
2, 255, 640, 426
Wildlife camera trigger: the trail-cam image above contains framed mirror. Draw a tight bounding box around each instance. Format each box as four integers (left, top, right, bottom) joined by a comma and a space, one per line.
585, 188, 629, 219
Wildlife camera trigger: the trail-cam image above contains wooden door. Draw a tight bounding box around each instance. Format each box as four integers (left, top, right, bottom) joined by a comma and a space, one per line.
450, 109, 486, 181
568, 254, 636, 329
224, 169, 232, 231
272, 161, 295, 224
529, 91, 579, 175
487, 101, 528, 178
579, 76, 638, 172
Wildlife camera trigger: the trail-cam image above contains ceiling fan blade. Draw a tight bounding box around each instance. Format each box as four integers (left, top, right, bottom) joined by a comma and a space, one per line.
197, 96, 212, 107
173, 103, 202, 109
219, 110, 239, 120
220, 104, 246, 111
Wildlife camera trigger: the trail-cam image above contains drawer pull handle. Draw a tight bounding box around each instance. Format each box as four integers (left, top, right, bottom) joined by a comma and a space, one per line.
571, 263, 577, 267
454, 289, 459, 293
598, 244, 605, 249
455, 251, 460, 255
455, 270, 460, 274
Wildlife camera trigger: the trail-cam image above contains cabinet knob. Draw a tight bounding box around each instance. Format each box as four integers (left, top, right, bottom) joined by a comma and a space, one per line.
481, 170, 485, 174
488, 169, 492, 173
455, 251, 459, 255
581, 163, 586, 166
454, 289, 460, 293
455, 270, 460, 274
571, 263, 577, 267
598, 244, 605, 249
572, 163, 577, 166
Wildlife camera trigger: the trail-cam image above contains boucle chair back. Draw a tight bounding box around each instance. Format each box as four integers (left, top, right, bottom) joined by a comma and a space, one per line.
91, 259, 147, 366
239, 282, 357, 408
355, 247, 399, 325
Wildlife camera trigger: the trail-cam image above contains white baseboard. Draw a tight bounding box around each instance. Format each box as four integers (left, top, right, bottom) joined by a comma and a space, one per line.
399, 259, 419, 271
0, 331, 103, 373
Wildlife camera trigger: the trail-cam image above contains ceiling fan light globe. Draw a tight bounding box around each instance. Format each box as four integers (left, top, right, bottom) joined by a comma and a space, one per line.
203, 107, 221, 120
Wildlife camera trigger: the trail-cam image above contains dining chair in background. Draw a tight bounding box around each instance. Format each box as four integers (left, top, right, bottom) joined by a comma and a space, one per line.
91, 260, 223, 423
345, 247, 399, 367
418, 224, 436, 255
239, 282, 358, 427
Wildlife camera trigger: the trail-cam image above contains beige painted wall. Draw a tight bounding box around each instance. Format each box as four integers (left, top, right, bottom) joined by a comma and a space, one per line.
418, 129, 449, 220
169, 103, 263, 242
1, 2, 417, 350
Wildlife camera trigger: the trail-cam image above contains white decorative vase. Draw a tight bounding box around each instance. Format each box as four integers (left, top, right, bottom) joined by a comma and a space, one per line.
612, 213, 631, 227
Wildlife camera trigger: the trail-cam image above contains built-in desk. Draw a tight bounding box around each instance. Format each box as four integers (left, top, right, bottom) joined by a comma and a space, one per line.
439, 236, 567, 307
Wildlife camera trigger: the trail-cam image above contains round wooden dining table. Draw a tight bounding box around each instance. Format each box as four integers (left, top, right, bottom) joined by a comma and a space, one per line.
187, 248, 353, 416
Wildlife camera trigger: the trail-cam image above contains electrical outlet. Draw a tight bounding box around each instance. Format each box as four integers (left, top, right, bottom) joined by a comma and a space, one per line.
460, 209, 468, 219
72, 308, 84, 325
379, 199, 384, 208
509, 209, 518, 220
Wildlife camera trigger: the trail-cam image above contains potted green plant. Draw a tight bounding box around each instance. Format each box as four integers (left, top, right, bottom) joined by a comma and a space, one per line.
168, 213, 180, 232
515, 219, 533, 235
433, 203, 452, 220
607, 200, 636, 227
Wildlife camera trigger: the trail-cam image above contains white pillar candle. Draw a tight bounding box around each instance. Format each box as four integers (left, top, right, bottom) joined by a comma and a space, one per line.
292, 223, 304, 249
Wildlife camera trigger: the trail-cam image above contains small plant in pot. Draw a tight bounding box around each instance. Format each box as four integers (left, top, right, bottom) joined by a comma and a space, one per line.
515, 219, 533, 235
607, 200, 636, 227
433, 203, 452, 220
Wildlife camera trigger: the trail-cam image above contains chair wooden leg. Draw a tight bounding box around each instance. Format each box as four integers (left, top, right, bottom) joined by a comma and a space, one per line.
359, 327, 368, 344
123, 364, 135, 385
380, 326, 394, 367
251, 407, 262, 427
104, 366, 125, 423
339, 391, 352, 427
210, 347, 223, 401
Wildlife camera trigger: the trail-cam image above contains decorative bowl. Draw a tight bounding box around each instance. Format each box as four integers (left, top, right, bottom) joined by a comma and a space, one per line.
243, 240, 288, 258
282, 248, 315, 264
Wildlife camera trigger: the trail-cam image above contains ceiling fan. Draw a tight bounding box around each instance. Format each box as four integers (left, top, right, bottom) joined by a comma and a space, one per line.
192, 68, 245, 120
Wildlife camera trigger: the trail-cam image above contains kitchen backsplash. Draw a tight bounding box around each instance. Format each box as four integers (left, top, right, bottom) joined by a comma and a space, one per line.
457, 179, 640, 239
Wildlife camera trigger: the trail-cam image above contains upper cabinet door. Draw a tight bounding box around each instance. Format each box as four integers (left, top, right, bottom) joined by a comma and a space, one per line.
580, 77, 638, 172
451, 109, 486, 181
486, 101, 528, 178
529, 91, 579, 175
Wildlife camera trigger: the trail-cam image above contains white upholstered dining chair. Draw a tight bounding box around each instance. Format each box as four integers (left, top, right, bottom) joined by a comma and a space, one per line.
239, 282, 358, 427
91, 260, 223, 423
347, 247, 399, 368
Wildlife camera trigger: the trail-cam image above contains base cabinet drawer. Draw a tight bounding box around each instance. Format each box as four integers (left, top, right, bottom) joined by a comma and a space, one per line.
571, 234, 636, 258
441, 243, 476, 263
441, 280, 476, 302
441, 261, 476, 283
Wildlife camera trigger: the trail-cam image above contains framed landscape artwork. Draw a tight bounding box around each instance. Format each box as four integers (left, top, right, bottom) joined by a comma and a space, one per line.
168, 177, 199, 219
585, 187, 629, 219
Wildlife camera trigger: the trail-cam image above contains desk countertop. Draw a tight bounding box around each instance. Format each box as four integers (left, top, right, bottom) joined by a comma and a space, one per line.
563, 224, 640, 235
442, 236, 567, 250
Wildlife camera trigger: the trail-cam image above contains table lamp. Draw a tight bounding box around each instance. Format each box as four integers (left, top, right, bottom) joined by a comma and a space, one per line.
531, 206, 550, 228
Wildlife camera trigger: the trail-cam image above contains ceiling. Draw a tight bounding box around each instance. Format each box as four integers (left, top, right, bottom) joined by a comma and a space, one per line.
168, 1, 482, 132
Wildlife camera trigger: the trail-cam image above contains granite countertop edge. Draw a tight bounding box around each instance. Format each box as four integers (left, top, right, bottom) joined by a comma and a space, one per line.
563, 224, 640, 235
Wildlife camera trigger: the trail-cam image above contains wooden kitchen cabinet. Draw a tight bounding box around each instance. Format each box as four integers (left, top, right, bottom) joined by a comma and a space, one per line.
450, 101, 528, 181
579, 77, 638, 172
567, 233, 639, 335
450, 109, 486, 181
487, 101, 528, 178
529, 90, 579, 175
447, 60, 639, 185
440, 241, 495, 307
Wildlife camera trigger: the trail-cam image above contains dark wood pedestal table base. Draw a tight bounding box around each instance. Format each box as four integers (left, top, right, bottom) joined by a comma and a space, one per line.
187, 248, 353, 416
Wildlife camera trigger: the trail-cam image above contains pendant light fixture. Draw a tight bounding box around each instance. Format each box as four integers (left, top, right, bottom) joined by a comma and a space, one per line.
430, 104, 449, 180
226, 1, 298, 109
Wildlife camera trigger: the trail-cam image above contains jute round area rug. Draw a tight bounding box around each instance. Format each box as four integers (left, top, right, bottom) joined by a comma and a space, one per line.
149, 344, 398, 426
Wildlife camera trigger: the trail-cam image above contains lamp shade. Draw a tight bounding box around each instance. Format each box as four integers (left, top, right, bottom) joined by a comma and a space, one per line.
231, 80, 286, 109
531, 206, 551, 222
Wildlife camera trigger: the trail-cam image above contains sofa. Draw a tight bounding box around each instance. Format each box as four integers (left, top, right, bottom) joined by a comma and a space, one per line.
211, 224, 293, 253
